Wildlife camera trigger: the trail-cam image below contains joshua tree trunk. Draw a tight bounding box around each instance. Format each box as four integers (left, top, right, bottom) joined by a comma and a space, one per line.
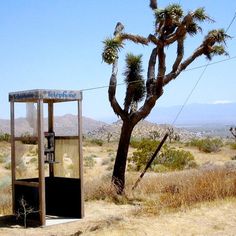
112, 120, 134, 193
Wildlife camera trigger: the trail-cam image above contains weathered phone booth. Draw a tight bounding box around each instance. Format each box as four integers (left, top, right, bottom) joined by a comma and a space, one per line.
9, 89, 84, 226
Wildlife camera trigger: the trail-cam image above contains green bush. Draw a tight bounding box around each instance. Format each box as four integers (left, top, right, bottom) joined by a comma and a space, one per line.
84, 155, 96, 168
129, 139, 160, 171
90, 139, 104, 146
0, 132, 10, 142
130, 138, 142, 148
129, 139, 196, 172
158, 147, 196, 170
188, 138, 223, 153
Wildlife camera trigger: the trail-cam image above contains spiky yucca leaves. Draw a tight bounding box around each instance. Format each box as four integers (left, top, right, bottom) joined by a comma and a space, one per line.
206, 29, 231, 44
165, 4, 184, 19
205, 45, 229, 60
154, 4, 185, 37
186, 7, 213, 37
123, 53, 145, 112
102, 37, 123, 64
192, 7, 213, 22
155, 4, 183, 20
203, 29, 231, 60
187, 22, 202, 36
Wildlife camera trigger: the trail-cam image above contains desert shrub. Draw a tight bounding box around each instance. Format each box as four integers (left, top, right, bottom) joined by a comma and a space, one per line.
4, 162, 11, 170
152, 164, 169, 173
188, 138, 223, 153
0, 132, 11, 142
231, 156, 236, 160
27, 145, 38, 156
230, 142, 236, 150
101, 158, 110, 166
158, 148, 196, 170
149, 131, 160, 140
0, 176, 11, 214
29, 157, 37, 163
129, 139, 196, 171
90, 139, 104, 146
0, 153, 9, 164
84, 175, 130, 204
130, 138, 142, 148
106, 163, 114, 171
20, 132, 37, 145
129, 139, 160, 171
84, 155, 96, 168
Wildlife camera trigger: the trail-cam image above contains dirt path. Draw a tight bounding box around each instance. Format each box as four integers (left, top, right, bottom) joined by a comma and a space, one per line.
1, 198, 236, 236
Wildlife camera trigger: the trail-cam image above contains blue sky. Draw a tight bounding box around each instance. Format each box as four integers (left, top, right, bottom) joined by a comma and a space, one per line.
0, 0, 236, 122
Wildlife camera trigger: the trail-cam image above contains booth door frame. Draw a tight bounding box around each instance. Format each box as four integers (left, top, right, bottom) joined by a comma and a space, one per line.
11, 99, 84, 226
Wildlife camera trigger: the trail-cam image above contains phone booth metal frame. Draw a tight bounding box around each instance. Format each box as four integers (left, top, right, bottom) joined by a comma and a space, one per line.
9, 89, 84, 226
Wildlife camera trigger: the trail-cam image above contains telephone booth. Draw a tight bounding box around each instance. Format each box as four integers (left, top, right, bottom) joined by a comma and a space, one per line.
9, 89, 84, 226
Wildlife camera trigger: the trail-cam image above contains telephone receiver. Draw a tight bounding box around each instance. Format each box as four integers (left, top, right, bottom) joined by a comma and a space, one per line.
44, 131, 55, 164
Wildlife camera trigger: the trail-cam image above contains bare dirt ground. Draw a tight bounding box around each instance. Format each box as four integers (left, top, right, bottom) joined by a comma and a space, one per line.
1, 198, 236, 236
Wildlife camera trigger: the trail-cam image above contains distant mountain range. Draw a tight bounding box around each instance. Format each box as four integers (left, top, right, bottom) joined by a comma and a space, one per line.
147, 103, 236, 126
0, 115, 106, 136
0, 103, 235, 138
0, 114, 196, 141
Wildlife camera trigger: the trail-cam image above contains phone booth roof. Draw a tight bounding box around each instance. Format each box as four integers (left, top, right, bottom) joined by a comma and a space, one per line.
9, 89, 82, 103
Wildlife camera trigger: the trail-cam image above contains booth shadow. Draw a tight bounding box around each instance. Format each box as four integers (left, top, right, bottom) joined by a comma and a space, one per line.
0, 215, 18, 228
0, 215, 40, 228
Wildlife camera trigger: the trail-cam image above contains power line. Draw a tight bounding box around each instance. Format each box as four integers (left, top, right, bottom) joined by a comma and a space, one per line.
81, 55, 236, 92
171, 11, 236, 125
226, 11, 236, 32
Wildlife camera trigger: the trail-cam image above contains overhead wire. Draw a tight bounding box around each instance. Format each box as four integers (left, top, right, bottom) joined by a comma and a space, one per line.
81, 55, 236, 92
82, 11, 236, 127
171, 11, 236, 125
132, 11, 236, 190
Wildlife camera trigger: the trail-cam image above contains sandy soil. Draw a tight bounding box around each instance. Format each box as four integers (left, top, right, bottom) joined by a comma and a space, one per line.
1, 198, 236, 236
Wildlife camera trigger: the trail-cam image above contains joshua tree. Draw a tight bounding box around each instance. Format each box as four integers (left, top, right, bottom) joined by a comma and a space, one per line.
102, 1, 230, 193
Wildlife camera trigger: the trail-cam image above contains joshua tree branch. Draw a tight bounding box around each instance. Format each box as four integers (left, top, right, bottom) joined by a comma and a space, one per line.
148, 34, 161, 46
164, 45, 204, 85
120, 33, 149, 45
108, 23, 127, 120
165, 37, 184, 82
164, 14, 192, 46
131, 95, 158, 125
124, 84, 134, 113
108, 59, 126, 120
156, 45, 166, 95
146, 47, 158, 95
131, 45, 165, 125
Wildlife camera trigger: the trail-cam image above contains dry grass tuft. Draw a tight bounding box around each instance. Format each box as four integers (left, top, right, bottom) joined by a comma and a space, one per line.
130, 166, 236, 214
85, 166, 236, 215
84, 176, 116, 201
0, 176, 12, 215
